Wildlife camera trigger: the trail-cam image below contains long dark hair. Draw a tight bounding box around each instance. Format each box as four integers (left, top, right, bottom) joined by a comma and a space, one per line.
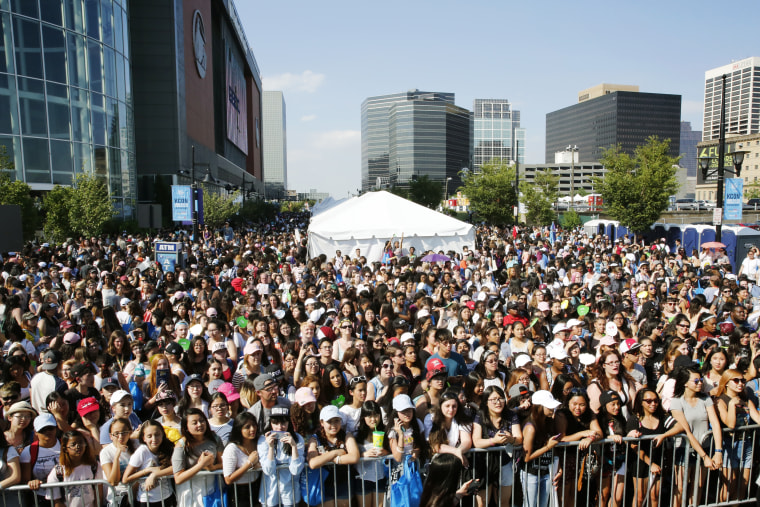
319, 364, 348, 406
263, 412, 298, 456
176, 378, 211, 418
138, 420, 174, 468
419, 453, 464, 507
228, 412, 258, 448
632, 388, 666, 420
429, 390, 470, 452
477, 386, 509, 435
355, 401, 384, 443
383, 408, 428, 463
180, 408, 218, 447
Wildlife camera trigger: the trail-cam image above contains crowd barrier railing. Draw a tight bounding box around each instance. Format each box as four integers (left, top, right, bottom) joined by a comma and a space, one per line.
1, 425, 758, 507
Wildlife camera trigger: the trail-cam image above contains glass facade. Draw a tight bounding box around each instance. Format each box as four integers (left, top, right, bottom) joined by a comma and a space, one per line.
262, 91, 286, 197
0, 0, 134, 215
473, 99, 525, 172
703, 58, 760, 142
545, 92, 681, 164
361, 90, 471, 191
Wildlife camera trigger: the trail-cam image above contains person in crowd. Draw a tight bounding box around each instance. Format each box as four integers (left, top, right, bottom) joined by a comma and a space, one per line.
222, 412, 261, 507
122, 419, 176, 507
45, 430, 103, 507
258, 405, 305, 507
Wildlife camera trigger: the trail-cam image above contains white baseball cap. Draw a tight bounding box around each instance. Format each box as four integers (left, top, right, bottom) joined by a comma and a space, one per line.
532, 390, 561, 410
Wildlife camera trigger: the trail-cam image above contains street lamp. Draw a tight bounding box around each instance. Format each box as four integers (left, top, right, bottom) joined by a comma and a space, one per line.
444, 177, 452, 205
177, 145, 212, 242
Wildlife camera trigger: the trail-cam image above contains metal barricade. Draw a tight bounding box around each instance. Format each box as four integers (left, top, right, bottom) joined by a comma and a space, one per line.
2, 478, 118, 507
2, 427, 759, 507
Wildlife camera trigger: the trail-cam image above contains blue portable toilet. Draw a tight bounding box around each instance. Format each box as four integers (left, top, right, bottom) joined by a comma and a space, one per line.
700, 228, 716, 246
683, 226, 699, 255
721, 229, 737, 269
617, 225, 629, 242
665, 224, 683, 251
606, 223, 616, 242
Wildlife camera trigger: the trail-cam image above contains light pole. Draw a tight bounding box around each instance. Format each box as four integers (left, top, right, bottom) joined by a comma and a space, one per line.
566, 145, 578, 209
698, 76, 749, 243
444, 176, 452, 207
178, 145, 215, 242
514, 139, 520, 222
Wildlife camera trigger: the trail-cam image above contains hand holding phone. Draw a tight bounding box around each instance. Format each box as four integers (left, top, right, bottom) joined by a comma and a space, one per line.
464, 479, 481, 495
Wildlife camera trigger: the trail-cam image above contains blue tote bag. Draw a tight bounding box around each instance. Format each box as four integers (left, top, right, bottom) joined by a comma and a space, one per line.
390, 455, 423, 507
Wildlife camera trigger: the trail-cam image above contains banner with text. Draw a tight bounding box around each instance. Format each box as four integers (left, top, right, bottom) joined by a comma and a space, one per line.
171, 186, 192, 222
724, 178, 743, 221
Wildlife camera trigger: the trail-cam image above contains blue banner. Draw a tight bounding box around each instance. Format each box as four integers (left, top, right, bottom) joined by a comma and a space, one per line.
171, 186, 192, 222
724, 178, 743, 221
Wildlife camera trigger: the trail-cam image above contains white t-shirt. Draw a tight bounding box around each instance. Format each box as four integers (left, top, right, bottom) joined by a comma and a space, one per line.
222, 443, 260, 485
46, 462, 103, 507
99, 443, 132, 504
128, 445, 173, 503
340, 405, 362, 436
19, 441, 60, 495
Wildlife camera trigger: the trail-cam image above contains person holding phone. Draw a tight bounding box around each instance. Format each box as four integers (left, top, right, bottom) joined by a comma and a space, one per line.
142, 354, 181, 413
521, 390, 563, 507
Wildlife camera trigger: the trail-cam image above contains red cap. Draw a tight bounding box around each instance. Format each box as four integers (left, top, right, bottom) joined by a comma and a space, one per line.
77, 397, 100, 418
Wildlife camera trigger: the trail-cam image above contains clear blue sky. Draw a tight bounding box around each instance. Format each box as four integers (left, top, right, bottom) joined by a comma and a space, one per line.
239, 0, 758, 199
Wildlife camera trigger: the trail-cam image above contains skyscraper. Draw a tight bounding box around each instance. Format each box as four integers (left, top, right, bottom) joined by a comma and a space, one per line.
262, 91, 287, 197
472, 99, 525, 172
361, 90, 471, 192
703, 57, 760, 141
680, 121, 701, 178
545, 87, 681, 163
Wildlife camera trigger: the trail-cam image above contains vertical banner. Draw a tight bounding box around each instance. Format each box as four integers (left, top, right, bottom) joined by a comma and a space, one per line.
171, 186, 192, 222
724, 178, 743, 221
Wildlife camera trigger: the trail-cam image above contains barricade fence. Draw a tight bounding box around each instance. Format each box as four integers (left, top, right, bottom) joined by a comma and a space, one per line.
1, 425, 758, 507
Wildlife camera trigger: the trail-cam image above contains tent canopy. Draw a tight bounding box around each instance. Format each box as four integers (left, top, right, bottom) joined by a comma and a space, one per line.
308, 191, 475, 262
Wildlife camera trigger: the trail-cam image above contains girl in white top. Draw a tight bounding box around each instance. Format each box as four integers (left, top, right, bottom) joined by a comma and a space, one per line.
223, 412, 261, 507
122, 420, 176, 505
99, 418, 133, 507
46, 431, 103, 507
257, 406, 305, 507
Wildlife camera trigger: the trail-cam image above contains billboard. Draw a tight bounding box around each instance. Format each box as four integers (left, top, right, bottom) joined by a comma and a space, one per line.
724, 178, 743, 221
226, 46, 248, 155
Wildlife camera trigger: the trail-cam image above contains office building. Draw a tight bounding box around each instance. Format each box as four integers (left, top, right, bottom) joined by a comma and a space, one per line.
696, 133, 760, 201
130, 0, 263, 204
0, 0, 136, 215
680, 121, 701, 178
578, 83, 639, 103
473, 99, 525, 172
361, 90, 471, 192
262, 91, 287, 198
546, 87, 681, 163
703, 57, 760, 141
521, 159, 606, 196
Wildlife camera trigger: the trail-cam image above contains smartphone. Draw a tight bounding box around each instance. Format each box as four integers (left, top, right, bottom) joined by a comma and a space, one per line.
552, 433, 563, 440
465, 479, 481, 495
157, 368, 170, 387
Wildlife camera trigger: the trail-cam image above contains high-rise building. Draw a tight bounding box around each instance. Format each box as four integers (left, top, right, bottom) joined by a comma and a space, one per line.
262, 91, 287, 197
0, 0, 136, 215
472, 99, 525, 172
703, 57, 760, 141
130, 0, 264, 206
680, 121, 702, 178
361, 90, 471, 192
546, 87, 681, 163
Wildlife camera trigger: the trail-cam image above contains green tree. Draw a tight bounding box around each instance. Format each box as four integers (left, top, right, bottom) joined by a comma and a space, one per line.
595, 136, 680, 233
0, 148, 40, 240
68, 173, 116, 237
561, 210, 582, 229
459, 159, 517, 225
240, 198, 278, 223
520, 169, 558, 226
202, 188, 240, 229
407, 175, 442, 208
42, 185, 75, 242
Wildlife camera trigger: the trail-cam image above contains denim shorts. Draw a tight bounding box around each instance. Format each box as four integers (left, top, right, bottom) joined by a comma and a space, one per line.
724, 438, 753, 470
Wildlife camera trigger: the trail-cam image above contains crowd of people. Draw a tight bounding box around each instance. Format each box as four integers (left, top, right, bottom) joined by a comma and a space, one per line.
0, 212, 758, 507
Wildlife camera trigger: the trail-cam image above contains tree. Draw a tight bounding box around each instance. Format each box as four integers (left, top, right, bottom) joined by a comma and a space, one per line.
68, 173, 116, 237
240, 198, 278, 223
407, 175, 442, 208
595, 136, 680, 233
0, 148, 40, 240
561, 210, 582, 229
520, 169, 558, 226
459, 159, 517, 225
202, 188, 240, 229
42, 185, 75, 242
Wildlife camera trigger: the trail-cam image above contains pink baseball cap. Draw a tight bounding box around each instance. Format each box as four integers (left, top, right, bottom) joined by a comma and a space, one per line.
295, 387, 317, 406
217, 382, 240, 402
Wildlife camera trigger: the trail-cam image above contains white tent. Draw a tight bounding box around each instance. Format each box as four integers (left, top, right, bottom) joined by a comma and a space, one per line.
311, 196, 349, 217
308, 191, 476, 262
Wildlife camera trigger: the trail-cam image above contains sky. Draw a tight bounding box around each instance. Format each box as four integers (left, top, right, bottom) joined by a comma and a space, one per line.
238, 0, 758, 199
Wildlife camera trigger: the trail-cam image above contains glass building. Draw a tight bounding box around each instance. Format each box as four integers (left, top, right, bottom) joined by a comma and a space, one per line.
361, 90, 471, 192
0, 0, 135, 216
262, 90, 287, 197
545, 91, 681, 164
473, 98, 525, 172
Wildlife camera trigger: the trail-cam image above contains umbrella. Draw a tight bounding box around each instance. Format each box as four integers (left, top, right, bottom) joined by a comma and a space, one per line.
701, 241, 726, 249
421, 253, 451, 263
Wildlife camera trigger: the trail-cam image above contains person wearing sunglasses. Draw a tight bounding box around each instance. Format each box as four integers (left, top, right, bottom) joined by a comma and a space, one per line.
332, 318, 356, 362
627, 389, 681, 507
714, 369, 760, 502
670, 366, 723, 507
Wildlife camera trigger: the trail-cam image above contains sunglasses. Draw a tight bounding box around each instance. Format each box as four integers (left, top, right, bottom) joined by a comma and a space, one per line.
349, 376, 367, 387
